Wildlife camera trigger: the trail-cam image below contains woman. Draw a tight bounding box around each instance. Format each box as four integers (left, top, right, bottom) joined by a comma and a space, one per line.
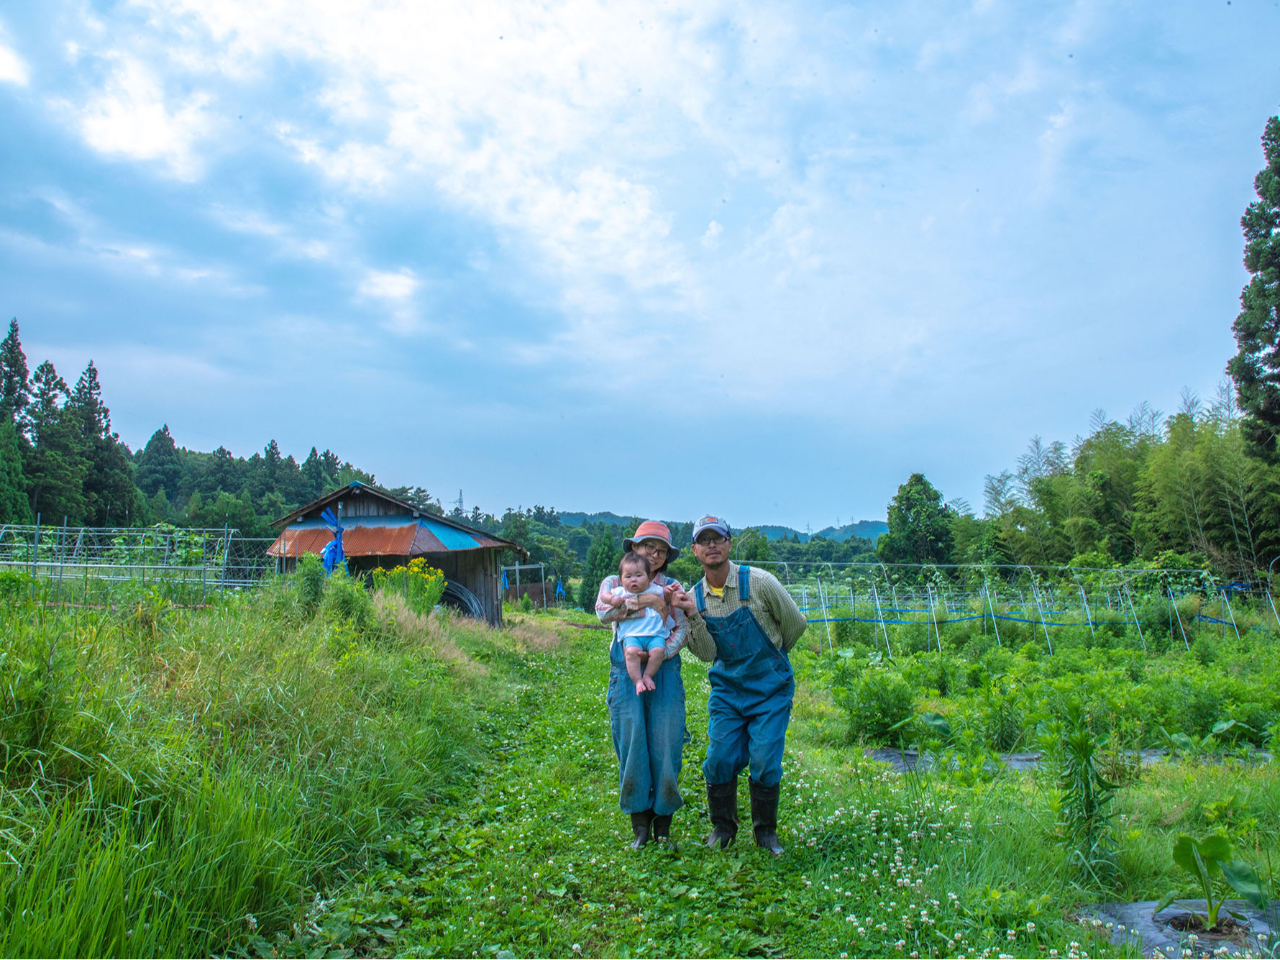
596, 521, 690, 848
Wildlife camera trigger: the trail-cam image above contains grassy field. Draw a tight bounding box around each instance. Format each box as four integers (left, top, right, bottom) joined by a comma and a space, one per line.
2, 574, 1278, 957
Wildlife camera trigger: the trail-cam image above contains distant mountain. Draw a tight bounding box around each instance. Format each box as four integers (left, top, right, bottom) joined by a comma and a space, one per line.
816, 520, 888, 543
753, 520, 887, 543
558, 511, 645, 527
559, 512, 887, 544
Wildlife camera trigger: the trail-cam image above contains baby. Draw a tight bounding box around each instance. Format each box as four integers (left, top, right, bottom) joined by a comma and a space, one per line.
608, 551, 673, 695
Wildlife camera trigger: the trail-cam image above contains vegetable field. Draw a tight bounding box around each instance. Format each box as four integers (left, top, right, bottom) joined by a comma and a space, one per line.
1, 571, 1278, 958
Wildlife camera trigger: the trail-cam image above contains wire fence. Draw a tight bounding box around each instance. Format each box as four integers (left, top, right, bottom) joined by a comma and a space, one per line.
0, 522, 277, 605
746, 561, 1278, 657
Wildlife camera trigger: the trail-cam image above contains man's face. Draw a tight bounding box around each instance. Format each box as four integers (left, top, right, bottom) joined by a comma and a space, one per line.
692, 531, 731, 567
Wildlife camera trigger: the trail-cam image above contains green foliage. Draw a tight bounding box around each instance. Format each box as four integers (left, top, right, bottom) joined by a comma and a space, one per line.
0, 577, 508, 956
1156, 834, 1268, 929
70, 361, 141, 526
1040, 704, 1118, 886
877, 473, 954, 565
23, 360, 87, 522
580, 532, 620, 613
834, 664, 916, 745
1229, 106, 1280, 459
0, 318, 29, 428
370, 558, 446, 616
0, 421, 31, 523
295, 552, 327, 615
732, 527, 771, 562
321, 569, 375, 631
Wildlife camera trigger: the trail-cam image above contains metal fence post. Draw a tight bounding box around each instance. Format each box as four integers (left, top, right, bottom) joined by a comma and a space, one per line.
1167, 587, 1190, 651
869, 580, 892, 657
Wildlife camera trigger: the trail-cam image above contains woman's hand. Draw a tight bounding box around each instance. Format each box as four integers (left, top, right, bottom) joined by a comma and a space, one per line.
669, 585, 696, 615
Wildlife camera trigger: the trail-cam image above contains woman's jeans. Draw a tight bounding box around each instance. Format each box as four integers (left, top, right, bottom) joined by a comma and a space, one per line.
607, 643, 687, 815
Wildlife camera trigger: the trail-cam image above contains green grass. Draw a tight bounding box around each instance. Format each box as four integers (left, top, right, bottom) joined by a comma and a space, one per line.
3, 584, 1278, 958
262, 614, 1278, 959
0, 575, 542, 956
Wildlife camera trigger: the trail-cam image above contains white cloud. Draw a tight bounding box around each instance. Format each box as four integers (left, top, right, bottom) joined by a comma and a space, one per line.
359, 267, 421, 333
701, 220, 723, 250
0, 40, 28, 85
129, 0, 758, 314
1037, 100, 1075, 194
70, 54, 212, 180
209, 205, 331, 261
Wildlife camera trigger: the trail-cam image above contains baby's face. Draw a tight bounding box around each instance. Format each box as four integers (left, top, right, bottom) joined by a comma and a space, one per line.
620, 565, 651, 594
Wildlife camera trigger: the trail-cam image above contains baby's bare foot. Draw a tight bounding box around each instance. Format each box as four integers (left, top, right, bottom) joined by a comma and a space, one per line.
634, 679, 648, 696
642, 675, 657, 692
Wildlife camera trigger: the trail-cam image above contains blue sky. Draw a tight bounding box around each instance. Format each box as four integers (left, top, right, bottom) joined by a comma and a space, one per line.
0, 1, 1277, 529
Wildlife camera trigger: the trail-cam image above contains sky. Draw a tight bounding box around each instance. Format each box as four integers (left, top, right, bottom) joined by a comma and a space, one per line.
0, 1, 1278, 530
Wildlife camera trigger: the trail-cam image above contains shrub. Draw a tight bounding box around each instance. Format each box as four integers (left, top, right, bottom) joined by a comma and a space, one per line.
838, 668, 916, 746
296, 552, 327, 615
370, 559, 446, 616
322, 570, 376, 632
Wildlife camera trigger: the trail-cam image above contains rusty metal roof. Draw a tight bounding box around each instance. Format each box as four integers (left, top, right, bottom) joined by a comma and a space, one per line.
271, 481, 437, 529
266, 515, 516, 559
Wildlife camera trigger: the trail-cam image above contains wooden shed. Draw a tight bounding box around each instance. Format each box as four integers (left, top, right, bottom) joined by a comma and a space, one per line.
266, 482, 524, 626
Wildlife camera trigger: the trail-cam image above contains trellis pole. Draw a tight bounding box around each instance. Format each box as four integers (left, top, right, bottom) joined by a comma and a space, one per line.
1221, 588, 1242, 642
870, 580, 892, 657
984, 579, 1003, 647
1167, 587, 1190, 651
926, 582, 942, 653
1024, 569, 1053, 654
1078, 584, 1095, 638
1122, 582, 1147, 653
816, 575, 834, 653
1068, 570, 1094, 638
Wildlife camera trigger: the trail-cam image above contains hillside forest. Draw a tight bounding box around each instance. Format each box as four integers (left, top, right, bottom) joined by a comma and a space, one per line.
0, 308, 1273, 589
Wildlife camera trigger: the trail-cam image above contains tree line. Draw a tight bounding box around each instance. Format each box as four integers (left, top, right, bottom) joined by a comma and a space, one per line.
878, 105, 1280, 581
5, 103, 1277, 585
877, 390, 1278, 579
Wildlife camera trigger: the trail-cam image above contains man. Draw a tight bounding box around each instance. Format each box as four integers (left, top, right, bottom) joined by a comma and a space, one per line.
675, 515, 807, 855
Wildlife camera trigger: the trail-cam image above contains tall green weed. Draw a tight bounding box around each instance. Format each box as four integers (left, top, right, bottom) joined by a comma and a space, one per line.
0, 576, 515, 956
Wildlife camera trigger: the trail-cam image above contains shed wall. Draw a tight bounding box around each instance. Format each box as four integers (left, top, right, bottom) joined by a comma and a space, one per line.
426, 550, 502, 626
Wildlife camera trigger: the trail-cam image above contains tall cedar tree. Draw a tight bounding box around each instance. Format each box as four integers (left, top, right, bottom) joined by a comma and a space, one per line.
69, 361, 141, 525
581, 530, 621, 612
876, 473, 954, 566
23, 361, 88, 522
135, 425, 182, 497
0, 319, 30, 430
0, 421, 31, 522
1229, 107, 1280, 458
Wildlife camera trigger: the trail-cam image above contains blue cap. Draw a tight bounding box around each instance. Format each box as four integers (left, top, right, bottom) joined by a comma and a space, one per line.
692, 515, 732, 541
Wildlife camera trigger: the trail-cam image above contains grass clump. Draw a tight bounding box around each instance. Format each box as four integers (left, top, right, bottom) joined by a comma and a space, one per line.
0, 573, 532, 956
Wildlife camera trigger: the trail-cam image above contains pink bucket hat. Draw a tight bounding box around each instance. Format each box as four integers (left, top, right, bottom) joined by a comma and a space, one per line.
623, 520, 680, 560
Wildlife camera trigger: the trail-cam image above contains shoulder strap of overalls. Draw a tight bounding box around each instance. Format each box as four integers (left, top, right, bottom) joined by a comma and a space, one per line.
694, 580, 706, 613
738, 565, 751, 602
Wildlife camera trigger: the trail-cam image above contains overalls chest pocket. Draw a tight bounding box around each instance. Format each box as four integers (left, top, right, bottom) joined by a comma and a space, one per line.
706, 607, 758, 664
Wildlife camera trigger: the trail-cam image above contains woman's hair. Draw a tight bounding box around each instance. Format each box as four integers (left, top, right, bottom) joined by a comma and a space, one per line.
619, 551, 652, 576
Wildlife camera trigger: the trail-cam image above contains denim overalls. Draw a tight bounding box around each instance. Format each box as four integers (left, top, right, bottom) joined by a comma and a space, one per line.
606, 578, 687, 816
695, 565, 794, 787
